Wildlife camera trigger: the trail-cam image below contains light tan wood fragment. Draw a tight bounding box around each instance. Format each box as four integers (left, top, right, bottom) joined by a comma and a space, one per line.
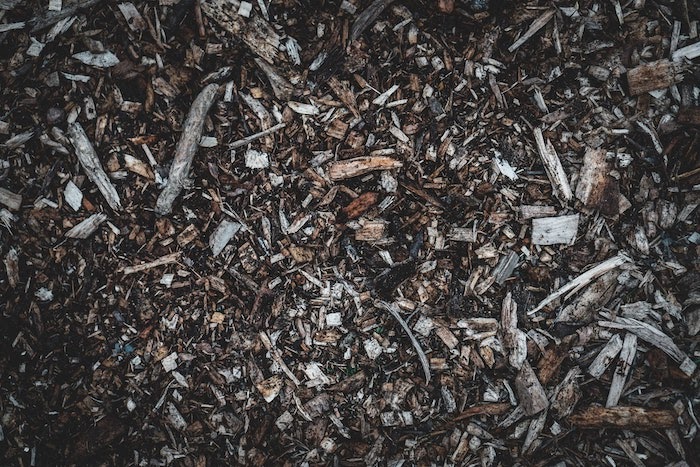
329, 156, 402, 181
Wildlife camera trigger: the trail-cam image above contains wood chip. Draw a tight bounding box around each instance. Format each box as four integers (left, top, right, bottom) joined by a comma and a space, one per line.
533, 128, 573, 204
67, 122, 122, 211
531, 214, 579, 245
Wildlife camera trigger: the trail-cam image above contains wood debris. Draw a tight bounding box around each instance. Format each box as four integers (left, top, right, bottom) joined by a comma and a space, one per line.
67, 122, 122, 211
2, 1, 699, 464
156, 83, 220, 215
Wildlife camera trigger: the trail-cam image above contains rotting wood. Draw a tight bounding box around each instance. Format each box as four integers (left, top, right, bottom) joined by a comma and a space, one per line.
500, 292, 527, 370
155, 83, 220, 216
200, 0, 288, 66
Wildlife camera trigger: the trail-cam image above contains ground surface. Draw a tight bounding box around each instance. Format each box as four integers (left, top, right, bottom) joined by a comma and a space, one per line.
1, 0, 699, 465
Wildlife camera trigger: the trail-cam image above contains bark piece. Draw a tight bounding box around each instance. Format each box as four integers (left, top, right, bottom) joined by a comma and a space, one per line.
209, 219, 241, 256
156, 83, 220, 216
550, 366, 581, 419
254, 58, 293, 100
554, 270, 618, 326
350, 0, 393, 43
500, 292, 527, 369
677, 107, 700, 126
601, 316, 697, 376
569, 406, 677, 429
4, 248, 19, 288
67, 122, 122, 211
229, 122, 286, 150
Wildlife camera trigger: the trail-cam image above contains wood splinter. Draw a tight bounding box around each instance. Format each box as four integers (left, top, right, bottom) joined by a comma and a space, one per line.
156, 83, 220, 216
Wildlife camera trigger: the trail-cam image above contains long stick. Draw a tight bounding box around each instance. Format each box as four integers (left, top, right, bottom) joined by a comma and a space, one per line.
155, 84, 220, 216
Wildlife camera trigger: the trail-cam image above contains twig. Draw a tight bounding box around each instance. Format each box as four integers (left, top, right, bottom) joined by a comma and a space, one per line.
155, 83, 220, 216
67, 122, 122, 211
376, 300, 431, 384
229, 122, 286, 150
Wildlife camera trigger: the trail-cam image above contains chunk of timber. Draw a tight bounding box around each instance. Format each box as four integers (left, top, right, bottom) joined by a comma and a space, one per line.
156, 84, 220, 215
550, 366, 582, 419
569, 406, 677, 429
515, 361, 549, 415
626, 59, 682, 96
67, 122, 122, 211
328, 156, 402, 181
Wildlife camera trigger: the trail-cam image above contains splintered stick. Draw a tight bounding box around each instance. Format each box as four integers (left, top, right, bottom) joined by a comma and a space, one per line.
155, 83, 220, 216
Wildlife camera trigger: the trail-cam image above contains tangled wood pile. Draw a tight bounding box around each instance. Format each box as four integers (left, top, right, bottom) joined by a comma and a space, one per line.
1, 0, 698, 465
